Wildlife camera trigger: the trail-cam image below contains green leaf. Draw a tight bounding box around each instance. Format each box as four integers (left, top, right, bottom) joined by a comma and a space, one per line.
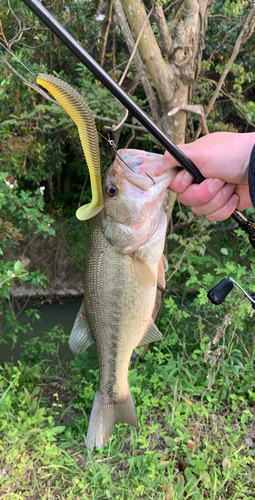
220, 248, 229, 255
225, 426, 232, 433
46, 426, 66, 436
241, 413, 246, 425
158, 460, 169, 470
164, 436, 176, 449
191, 459, 207, 471
14, 260, 22, 273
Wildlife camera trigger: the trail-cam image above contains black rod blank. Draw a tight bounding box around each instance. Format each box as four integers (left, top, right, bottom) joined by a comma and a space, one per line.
21, 0, 255, 247
21, 0, 204, 182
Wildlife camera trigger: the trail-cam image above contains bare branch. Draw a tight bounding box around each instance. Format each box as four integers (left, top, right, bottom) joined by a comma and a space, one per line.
105, 108, 129, 131
106, 6, 153, 131
0, 56, 59, 105
195, 6, 255, 139
217, 87, 255, 128
168, 103, 204, 116
153, 2, 172, 56
163, 0, 183, 14
208, 20, 243, 64
97, 0, 113, 67
93, 114, 147, 131
118, 6, 153, 87
113, 0, 161, 122
0, 19, 9, 48
208, 14, 227, 19
194, 0, 213, 83
120, 0, 173, 104
15, 41, 47, 50
168, 103, 209, 134
8, 0, 22, 32
124, 128, 135, 148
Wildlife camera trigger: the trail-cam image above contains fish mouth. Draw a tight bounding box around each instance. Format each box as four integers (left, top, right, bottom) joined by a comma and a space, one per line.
115, 149, 175, 191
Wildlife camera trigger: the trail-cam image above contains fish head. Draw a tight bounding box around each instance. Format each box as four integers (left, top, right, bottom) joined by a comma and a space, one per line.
102, 149, 179, 226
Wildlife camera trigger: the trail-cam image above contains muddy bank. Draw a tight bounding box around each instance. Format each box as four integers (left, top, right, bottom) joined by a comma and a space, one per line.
4, 227, 85, 300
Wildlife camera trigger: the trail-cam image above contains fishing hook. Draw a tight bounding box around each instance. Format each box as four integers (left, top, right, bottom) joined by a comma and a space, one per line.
17, 0, 255, 250
98, 131, 156, 185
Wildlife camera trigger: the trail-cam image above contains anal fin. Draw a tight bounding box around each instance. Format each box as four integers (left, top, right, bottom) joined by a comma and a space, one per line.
137, 318, 162, 347
68, 302, 95, 353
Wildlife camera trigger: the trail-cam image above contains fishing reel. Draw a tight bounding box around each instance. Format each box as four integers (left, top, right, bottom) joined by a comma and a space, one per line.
208, 277, 255, 310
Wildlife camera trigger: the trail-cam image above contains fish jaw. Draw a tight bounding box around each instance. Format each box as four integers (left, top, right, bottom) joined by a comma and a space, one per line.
114, 149, 179, 190
103, 149, 178, 226
101, 150, 178, 252
83, 149, 177, 448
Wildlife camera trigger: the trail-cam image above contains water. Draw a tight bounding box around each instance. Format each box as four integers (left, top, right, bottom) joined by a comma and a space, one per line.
1, 298, 83, 363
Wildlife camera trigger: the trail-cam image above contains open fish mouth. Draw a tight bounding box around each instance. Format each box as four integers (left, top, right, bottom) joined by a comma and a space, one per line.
114, 149, 164, 191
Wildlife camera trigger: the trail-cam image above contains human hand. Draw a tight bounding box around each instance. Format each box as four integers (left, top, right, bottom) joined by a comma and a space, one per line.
160, 132, 255, 221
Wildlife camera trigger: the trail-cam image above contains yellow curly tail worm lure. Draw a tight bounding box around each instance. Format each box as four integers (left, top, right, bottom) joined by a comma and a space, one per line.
37, 73, 104, 220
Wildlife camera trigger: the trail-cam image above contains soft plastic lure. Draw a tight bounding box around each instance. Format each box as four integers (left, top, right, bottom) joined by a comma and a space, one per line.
37, 73, 104, 220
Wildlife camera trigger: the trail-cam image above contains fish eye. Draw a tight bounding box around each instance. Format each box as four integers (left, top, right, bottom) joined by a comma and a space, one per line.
106, 185, 118, 197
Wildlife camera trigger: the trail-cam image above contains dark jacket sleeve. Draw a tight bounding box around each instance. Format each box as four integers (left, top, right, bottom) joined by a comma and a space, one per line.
248, 144, 255, 208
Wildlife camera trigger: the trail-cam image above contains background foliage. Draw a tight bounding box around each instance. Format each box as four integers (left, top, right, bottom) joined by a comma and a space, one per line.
1, 0, 255, 498
1, 0, 255, 214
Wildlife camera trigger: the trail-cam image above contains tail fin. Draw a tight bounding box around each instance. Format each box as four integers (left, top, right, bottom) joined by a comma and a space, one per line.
86, 390, 138, 449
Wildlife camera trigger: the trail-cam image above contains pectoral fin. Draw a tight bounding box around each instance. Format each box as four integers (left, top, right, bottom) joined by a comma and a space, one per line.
68, 302, 95, 353
162, 254, 168, 272
137, 318, 162, 346
157, 256, 166, 288
133, 254, 156, 288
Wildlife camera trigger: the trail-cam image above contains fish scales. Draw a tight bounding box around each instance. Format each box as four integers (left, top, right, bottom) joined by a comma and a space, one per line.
69, 149, 178, 448
84, 218, 158, 399
35, 76, 177, 447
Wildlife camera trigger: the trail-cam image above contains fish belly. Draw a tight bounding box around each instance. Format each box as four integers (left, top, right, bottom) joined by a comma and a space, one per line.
84, 215, 166, 448
84, 220, 156, 398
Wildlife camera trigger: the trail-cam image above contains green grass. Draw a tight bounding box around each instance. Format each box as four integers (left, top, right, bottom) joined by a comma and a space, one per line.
1, 345, 255, 500
2, 213, 255, 499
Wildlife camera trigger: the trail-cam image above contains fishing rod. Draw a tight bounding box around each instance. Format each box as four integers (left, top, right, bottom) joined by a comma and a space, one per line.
21, 0, 255, 250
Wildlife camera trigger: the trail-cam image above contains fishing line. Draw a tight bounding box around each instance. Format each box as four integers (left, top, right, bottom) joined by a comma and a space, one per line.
98, 131, 155, 184
0, 41, 155, 185
0, 41, 37, 80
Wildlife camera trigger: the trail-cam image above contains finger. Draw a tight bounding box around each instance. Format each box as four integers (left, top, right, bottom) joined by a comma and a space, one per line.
178, 178, 225, 206
235, 185, 252, 210
187, 183, 235, 216
168, 168, 194, 193
200, 194, 239, 221
160, 150, 180, 173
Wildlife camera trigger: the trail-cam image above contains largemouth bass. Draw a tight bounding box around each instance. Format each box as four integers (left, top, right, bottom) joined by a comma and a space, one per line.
36, 74, 177, 448
69, 149, 178, 448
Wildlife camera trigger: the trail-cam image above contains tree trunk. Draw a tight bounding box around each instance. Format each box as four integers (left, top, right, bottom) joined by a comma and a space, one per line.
115, 0, 200, 356
119, 0, 199, 140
